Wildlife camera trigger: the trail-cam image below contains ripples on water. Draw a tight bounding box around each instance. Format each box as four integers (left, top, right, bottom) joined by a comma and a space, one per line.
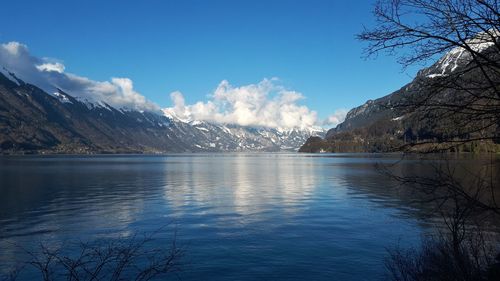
0, 154, 468, 280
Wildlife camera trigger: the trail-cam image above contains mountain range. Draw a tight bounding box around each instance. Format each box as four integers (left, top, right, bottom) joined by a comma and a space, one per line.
5, 32, 498, 155
0, 69, 324, 154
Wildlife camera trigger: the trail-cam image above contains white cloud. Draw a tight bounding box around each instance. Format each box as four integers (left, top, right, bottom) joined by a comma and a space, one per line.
323, 108, 348, 127
163, 79, 320, 130
0, 41, 345, 128
0, 41, 159, 112
3, 42, 25, 56
36, 62, 65, 73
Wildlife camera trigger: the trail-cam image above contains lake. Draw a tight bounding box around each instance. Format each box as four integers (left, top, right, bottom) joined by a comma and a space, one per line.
0, 153, 476, 280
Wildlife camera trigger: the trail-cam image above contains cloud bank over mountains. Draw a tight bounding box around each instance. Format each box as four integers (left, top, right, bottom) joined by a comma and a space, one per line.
0, 42, 159, 111
0, 41, 346, 129
163, 79, 320, 129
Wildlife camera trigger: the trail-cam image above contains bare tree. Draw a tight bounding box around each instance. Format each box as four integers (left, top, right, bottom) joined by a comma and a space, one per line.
358, 1, 500, 279
360, 0, 500, 217
378, 156, 500, 280
359, 0, 500, 151
1, 229, 183, 281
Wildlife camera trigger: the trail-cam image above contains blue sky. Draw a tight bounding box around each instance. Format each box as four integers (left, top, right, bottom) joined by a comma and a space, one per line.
0, 0, 421, 125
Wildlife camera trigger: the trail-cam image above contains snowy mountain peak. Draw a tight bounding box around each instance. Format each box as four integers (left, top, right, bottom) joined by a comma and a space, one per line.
421, 29, 499, 79
162, 106, 325, 140
161, 108, 192, 123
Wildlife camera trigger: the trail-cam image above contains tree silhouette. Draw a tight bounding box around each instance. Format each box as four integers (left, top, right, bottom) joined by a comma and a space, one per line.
359, 1, 500, 279
359, 0, 500, 151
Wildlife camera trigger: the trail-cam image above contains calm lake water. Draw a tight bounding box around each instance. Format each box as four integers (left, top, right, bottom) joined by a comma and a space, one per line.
0, 153, 477, 280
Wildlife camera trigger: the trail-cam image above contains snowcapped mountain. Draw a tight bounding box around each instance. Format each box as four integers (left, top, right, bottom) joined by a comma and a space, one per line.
300, 32, 500, 153
0, 69, 324, 154
419, 30, 499, 79
162, 112, 325, 152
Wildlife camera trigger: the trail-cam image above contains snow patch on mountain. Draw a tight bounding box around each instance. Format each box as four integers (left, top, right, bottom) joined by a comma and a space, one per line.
53, 92, 72, 104
423, 29, 499, 78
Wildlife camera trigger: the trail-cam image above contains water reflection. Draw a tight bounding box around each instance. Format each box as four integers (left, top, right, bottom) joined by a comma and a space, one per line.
0, 156, 171, 271
162, 154, 317, 222
2, 154, 493, 281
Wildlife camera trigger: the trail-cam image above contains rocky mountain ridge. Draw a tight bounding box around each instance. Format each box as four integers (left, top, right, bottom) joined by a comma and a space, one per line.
0, 70, 324, 154
300, 36, 500, 153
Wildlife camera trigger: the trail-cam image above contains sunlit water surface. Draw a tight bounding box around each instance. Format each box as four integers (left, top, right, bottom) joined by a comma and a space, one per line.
0, 154, 454, 280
